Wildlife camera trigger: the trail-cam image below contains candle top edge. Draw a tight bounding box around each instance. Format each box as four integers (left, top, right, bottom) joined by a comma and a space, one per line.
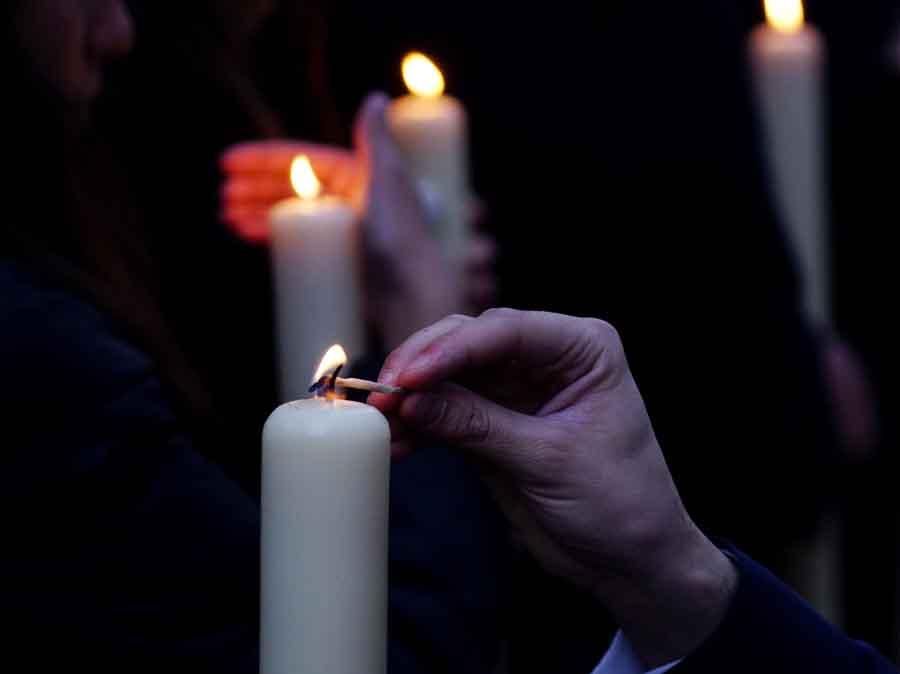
263, 398, 391, 444
389, 95, 466, 122
749, 23, 824, 46
270, 397, 387, 418
270, 196, 356, 218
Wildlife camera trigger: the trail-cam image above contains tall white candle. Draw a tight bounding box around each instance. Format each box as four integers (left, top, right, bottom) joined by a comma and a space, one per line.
749, 0, 829, 323
260, 345, 391, 674
388, 52, 471, 261
270, 157, 365, 402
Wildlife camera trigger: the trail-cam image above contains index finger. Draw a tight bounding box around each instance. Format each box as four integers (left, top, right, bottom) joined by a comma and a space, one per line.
388, 309, 596, 392
220, 140, 356, 179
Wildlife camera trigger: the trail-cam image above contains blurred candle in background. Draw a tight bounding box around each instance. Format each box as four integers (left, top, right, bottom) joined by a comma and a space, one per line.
269, 157, 365, 401
261, 345, 390, 674
388, 52, 471, 261
749, 0, 829, 323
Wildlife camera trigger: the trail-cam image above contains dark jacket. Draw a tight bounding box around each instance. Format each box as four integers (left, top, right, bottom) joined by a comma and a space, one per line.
674, 548, 897, 672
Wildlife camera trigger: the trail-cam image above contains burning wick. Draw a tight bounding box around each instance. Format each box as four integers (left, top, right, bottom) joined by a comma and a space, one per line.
309, 363, 344, 398
309, 366, 406, 398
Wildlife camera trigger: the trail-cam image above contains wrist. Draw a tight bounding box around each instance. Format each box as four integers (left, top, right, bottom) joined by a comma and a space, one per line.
596, 522, 737, 669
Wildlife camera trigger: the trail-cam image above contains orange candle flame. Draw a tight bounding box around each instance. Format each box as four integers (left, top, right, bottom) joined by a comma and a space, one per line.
402, 52, 445, 98
291, 156, 322, 200
311, 345, 348, 400
764, 0, 805, 34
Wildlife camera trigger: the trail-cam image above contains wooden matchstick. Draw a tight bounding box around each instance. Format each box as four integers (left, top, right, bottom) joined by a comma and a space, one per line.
335, 378, 406, 395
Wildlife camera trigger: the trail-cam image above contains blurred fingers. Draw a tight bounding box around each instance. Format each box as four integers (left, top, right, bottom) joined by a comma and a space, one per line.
221, 176, 294, 206
221, 140, 354, 178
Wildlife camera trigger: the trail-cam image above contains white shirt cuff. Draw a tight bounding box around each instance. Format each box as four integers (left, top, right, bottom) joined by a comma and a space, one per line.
591, 631, 681, 674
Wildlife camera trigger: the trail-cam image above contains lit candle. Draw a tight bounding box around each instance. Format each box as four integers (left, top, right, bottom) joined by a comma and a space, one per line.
269, 157, 365, 402
260, 345, 391, 674
749, 0, 829, 323
388, 52, 471, 261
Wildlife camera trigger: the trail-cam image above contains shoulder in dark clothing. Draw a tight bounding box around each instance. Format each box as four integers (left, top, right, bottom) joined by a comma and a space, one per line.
1, 260, 261, 673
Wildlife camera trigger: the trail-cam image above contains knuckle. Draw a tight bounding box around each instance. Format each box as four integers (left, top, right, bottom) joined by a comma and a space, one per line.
586, 318, 626, 364
417, 394, 450, 430
422, 394, 492, 445
586, 318, 620, 344
461, 403, 493, 444
480, 307, 518, 321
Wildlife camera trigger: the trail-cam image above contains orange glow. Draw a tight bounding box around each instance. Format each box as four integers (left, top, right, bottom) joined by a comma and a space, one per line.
290, 155, 322, 200
312, 344, 348, 386
764, 0, 805, 34
402, 52, 445, 98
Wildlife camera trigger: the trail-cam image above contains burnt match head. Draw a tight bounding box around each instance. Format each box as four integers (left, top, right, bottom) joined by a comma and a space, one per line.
308, 363, 344, 398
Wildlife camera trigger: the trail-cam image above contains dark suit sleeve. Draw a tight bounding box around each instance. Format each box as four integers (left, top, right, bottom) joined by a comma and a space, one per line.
1, 274, 261, 674
672, 548, 897, 673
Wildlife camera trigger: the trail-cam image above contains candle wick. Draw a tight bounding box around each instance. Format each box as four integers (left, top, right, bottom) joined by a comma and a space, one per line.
309, 364, 345, 398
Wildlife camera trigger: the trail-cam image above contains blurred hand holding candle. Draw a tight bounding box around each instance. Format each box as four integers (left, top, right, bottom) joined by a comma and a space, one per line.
749, 0, 829, 323
261, 345, 391, 674
269, 156, 365, 402
388, 52, 471, 261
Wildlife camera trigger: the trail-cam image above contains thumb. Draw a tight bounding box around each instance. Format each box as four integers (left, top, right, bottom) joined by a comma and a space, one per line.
354, 92, 402, 178
397, 382, 546, 474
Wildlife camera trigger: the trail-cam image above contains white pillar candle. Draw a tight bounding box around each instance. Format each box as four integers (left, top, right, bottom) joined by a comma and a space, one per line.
749, 0, 829, 323
270, 157, 365, 402
260, 345, 391, 674
388, 52, 471, 261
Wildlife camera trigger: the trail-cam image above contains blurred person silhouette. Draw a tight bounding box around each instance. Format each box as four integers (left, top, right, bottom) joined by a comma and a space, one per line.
1, 1, 506, 672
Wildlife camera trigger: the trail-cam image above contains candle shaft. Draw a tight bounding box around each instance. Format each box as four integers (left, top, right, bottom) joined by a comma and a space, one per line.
388, 95, 470, 260
261, 399, 391, 674
749, 25, 829, 323
270, 198, 365, 401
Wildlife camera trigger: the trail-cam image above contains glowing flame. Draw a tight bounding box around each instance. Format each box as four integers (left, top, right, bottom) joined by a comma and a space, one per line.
291, 155, 322, 201
764, 0, 805, 34
312, 344, 348, 386
402, 52, 445, 98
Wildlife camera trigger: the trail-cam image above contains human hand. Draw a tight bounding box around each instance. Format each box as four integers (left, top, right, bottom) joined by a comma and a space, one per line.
220, 140, 364, 243
219, 95, 494, 345
370, 309, 737, 668
354, 93, 464, 349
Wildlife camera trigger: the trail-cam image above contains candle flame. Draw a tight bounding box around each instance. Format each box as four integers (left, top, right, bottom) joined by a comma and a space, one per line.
291, 155, 322, 201
312, 344, 348, 386
764, 0, 805, 34
402, 52, 445, 98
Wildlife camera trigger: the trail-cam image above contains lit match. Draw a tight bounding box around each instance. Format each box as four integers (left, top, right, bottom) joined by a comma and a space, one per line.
309, 371, 406, 397
336, 378, 406, 395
